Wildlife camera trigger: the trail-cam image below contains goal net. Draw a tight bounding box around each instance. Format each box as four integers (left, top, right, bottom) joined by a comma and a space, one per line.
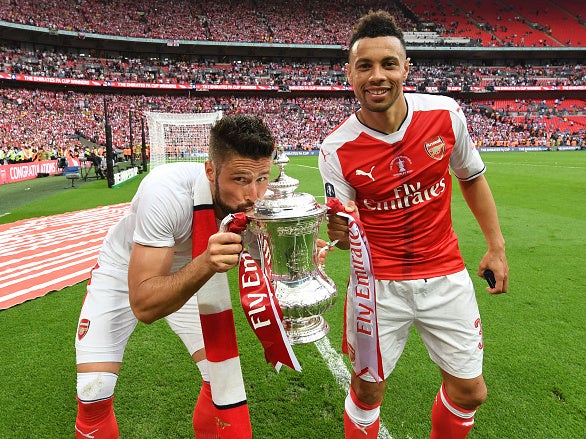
145, 111, 223, 169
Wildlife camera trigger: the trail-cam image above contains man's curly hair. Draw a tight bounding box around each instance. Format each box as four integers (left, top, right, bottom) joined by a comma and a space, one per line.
349, 10, 406, 53
209, 114, 275, 165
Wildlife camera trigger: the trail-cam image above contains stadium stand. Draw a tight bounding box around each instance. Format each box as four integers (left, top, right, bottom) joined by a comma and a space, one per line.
448, 0, 560, 47
2, 44, 584, 88
515, 0, 585, 46
0, 0, 584, 46
0, 0, 584, 169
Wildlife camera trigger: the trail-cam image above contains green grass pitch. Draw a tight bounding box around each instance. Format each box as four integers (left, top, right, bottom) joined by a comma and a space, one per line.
0, 151, 584, 438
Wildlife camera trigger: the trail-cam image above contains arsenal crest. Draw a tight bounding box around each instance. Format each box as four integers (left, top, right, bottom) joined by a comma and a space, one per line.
77, 318, 90, 340
424, 136, 446, 160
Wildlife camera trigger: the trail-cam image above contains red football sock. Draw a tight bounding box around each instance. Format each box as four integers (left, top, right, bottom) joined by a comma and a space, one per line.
430, 384, 476, 439
344, 410, 380, 438
344, 387, 381, 438
214, 403, 252, 439
75, 396, 119, 439
193, 381, 219, 439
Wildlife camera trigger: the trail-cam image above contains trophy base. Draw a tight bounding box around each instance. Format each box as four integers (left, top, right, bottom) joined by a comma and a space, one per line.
283, 315, 330, 345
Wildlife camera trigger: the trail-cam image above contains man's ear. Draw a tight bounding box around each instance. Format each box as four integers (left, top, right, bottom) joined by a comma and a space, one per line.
403, 57, 411, 81
204, 160, 214, 182
345, 62, 353, 86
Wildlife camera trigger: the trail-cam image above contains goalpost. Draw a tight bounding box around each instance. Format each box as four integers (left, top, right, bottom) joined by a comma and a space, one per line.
145, 111, 223, 169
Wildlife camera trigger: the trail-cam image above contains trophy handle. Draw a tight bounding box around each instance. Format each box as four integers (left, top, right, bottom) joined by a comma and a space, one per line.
317, 239, 338, 271
219, 213, 249, 234
219, 214, 234, 232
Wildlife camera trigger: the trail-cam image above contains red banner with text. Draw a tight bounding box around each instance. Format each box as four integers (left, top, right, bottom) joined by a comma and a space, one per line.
0, 160, 60, 184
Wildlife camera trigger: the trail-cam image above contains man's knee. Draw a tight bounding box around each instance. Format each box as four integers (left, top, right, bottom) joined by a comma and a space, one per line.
443, 374, 487, 409
351, 375, 386, 406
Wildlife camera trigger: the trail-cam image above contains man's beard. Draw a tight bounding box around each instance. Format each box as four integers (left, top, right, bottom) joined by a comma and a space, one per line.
214, 177, 255, 218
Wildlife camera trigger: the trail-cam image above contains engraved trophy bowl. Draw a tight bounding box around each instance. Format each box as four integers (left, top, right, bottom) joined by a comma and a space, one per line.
247, 149, 337, 345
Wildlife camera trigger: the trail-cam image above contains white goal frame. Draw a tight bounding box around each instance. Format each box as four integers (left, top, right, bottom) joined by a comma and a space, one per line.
145, 111, 223, 169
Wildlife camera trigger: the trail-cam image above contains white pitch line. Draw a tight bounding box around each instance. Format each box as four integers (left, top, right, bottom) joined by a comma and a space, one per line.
315, 336, 351, 391
315, 337, 393, 439
293, 160, 393, 437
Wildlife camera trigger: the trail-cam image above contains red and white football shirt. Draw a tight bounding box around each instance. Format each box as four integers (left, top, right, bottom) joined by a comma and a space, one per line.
319, 93, 485, 280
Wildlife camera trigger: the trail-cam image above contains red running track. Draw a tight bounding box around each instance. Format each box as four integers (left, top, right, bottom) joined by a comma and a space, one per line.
0, 203, 130, 310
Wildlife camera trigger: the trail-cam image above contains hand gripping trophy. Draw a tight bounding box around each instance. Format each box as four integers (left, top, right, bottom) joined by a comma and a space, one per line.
247, 148, 337, 344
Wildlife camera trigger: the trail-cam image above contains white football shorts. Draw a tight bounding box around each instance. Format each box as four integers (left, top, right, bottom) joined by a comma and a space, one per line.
356, 268, 483, 382
75, 265, 204, 364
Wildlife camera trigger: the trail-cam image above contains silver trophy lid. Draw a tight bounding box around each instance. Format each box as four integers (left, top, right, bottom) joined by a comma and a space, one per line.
249, 148, 326, 220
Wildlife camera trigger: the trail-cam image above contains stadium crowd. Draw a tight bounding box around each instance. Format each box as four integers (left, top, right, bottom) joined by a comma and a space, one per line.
1, 87, 584, 168
2, 45, 585, 89
0, 88, 359, 162
0, 0, 413, 45
0, 0, 584, 167
1, 0, 584, 47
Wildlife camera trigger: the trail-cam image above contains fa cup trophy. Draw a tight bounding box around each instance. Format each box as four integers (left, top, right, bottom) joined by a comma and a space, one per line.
247, 149, 337, 345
